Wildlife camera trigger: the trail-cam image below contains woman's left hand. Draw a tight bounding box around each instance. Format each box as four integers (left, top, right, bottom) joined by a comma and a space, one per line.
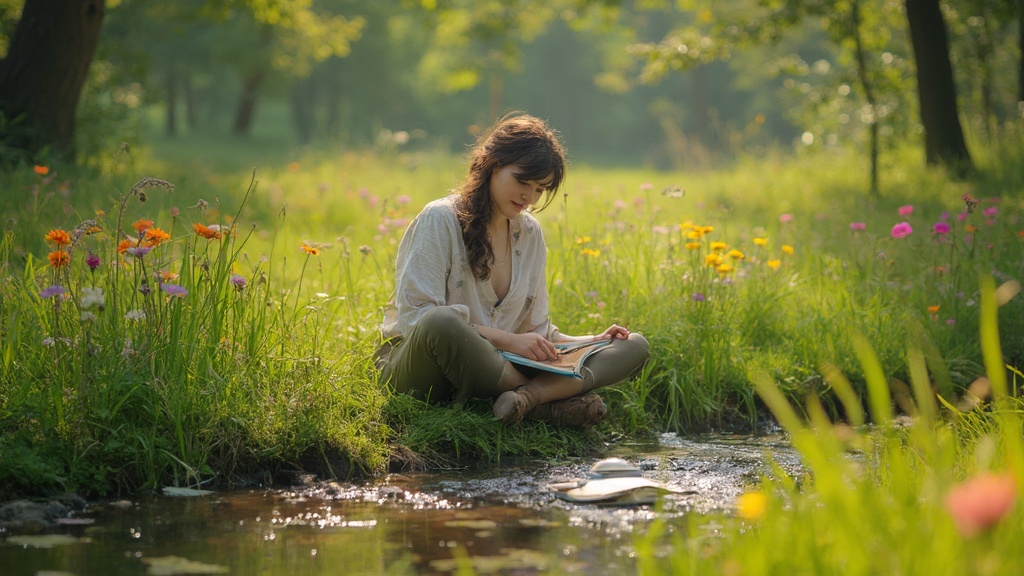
596, 324, 630, 341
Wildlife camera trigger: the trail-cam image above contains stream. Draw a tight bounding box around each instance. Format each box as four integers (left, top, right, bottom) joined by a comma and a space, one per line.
0, 432, 800, 575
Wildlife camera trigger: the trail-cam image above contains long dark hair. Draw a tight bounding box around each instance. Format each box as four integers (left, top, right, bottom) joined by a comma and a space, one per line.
455, 113, 567, 280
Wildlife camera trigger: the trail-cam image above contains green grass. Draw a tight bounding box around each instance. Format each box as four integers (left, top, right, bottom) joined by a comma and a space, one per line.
0, 130, 1021, 498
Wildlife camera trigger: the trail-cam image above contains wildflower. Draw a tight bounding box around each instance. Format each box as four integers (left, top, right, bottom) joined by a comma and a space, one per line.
679, 221, 694, 230
230, 274, 247, 291
766, 259, 781, 271
639, 182, 653, 191
705, 253, 722, 266
781, 245, 794, 255
965, 225, 978, 234
396, 195, 412, 206
684, 242, 701, 250
691, 293, 706, 302
40, 285, 65, 299
301, 243, 320, 256
581, 248, 601, 258
144, 227, 170, 246
849, 222, 866, 231
80, 287, 105, 309
945, 471, 1017, 538
940, 211, 949, 221
898, 205, 914, 217
45, 229, 71, 246
86, 252, 100, 271
358, 245, 372, 255
81, 311, 97, 323
117, 239, 133, 253
737, 491, 767, 521
41, 337, 55, 347
982, 206, 998, 218
170, 207, 180, 217
697, 225, 714, 235
957, 212, 969, 222
927, 305, 940, 314
126, 246, 151, 258
716, 263, 733, 276
34, 165, 50, 176
686, 230, 702, 240
125, 309, 146, 321
933, 222, 950, 235
131, 219, 154, 233
193, 223, 222, 240
779, 213, 793, 223
155, 270, 178, 283
613, 199, 627, 210
575, 236, 592, 244
891, 222, 913, 239
753, 237, 767, 246
161, 283, 188, 297
48, 250, 70, 268
710, 241, 727, 252
728, 249, 745, 260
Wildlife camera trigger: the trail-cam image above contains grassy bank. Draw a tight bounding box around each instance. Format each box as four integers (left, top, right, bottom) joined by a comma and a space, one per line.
0, 134, 1021, 498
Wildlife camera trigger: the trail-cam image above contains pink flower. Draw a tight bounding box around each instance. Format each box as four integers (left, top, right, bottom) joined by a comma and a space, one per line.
898, 205, 914, 217
849, 222, 866, 231
891, 222, 913, 238
779, 213, 794, 223
639, 182, 653, 191
945, 472, 1017, 537
982, 206, 998, 218
933, 222, 950, 235
395, 195, 412, 206
940, 211, 949, 221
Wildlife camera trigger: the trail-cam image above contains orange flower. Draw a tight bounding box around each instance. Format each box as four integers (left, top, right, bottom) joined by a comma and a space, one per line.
158, 270, 179, 283
927, 305, 940, 314
44, 229, 71, 246
301, 243, 320, 256
131, 219, 154, 233
34, 165, 49, 176
144, 227, 170, 246
117, 239, 133, 254
193, 223, 222, 240
965, 225, 978, 234
48, 250, 70, 268
945, 471, 1017, 537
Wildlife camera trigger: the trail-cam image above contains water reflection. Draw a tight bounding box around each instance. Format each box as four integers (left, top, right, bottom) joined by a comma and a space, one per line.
0, 433, 798, 575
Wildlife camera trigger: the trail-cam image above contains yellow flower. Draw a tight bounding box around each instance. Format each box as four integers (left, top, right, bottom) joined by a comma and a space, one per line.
685, 242, 701, 250
728, 249, 745, 260
698, 225, 714, 235
686, 230, 702, 240
782, 245, 794, 255
575, 236, 592, 244
716, 263, 733, 276
301, 243, 320, 256
710, 241, 728, 252
679, 221, 694, 230
767, 259, 781, 271
737, 491, 767, 521
45, 229, 71, 246
753, 237, 767, 246
581, 248, 601, 257
705, 253, 722, 266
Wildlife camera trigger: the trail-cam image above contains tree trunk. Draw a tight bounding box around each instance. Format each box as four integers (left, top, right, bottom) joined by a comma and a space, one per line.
290, 77, 314, 145
183, 74, 198, 131
904, 0, 974, 176
851, 0, 880, 197
165, 66, 178, 137
1019, 0, 1024, 108
232, 69, 267, 136
0, 0, 106, 160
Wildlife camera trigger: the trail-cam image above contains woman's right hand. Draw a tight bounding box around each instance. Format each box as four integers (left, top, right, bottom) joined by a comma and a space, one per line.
506, 332, 559, 361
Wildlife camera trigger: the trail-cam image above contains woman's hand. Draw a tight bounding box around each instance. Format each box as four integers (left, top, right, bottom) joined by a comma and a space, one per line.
596, 324, 631, 341
506, 332, 559, 361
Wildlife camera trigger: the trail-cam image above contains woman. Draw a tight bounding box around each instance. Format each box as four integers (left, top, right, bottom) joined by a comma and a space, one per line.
377, 113, 649, 426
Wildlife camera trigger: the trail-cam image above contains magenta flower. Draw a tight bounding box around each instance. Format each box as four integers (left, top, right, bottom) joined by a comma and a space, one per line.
982, 206, 998, 218
230, 274, 247, 291
86, 252, 100, 271
891, 222, 913, 238
849, 222, 866, 231
779, 213, 794, 223
161, 283, 188, 297
40, 285, 65, 299
957, 211, 969, 222
898, 205, 914, 217
933, 222, 951, 235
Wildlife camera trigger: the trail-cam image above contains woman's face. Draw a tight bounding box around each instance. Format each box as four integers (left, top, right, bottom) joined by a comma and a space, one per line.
488, 164, 552, 223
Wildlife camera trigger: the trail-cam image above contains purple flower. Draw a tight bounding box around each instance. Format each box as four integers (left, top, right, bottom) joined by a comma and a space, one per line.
849, 222, 866, 231
779, 213, 794, 223
891, 222, 913, 239
933, 222, 950, 235
127, 246, 152, 258
40, 285, 65, 299
161, 283, 188, 297
230, 274, 247, 291
898, 205, 914, 217
86, 252, 100, 271
940, 211, 949, 221
692, 292, 706, 302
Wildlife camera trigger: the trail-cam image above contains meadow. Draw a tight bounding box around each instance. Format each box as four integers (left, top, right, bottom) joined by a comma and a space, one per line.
0, 130, 1021, 511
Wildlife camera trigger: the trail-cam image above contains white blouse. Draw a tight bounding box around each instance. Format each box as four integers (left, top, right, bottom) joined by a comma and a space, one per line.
381, 195, 558, 341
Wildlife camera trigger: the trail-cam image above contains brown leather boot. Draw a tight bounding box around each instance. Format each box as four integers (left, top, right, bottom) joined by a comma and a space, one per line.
492, 385, 540, 424
525, 393, 607, 427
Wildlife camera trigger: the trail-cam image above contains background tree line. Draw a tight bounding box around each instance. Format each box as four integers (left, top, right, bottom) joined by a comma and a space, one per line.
0, 0, 1021, 183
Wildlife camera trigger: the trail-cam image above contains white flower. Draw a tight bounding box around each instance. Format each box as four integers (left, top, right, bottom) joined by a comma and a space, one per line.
81, 311, 97, 323
80, 286, 105, 309
41, 337, 54, 347
125, 309, 146, 321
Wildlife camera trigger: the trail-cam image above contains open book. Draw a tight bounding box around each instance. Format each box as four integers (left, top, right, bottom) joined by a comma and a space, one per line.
499, 339, 612, 379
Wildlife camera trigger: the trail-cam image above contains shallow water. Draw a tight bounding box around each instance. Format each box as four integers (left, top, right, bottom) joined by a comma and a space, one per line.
0, 433, 799, 575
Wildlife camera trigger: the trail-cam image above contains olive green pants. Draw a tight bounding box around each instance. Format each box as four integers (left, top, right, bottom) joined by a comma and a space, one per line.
377, 307, 650, 404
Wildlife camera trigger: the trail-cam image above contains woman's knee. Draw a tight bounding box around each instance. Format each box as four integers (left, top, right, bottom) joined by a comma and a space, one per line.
412, 307, 471, 341
625, 332, 650, 364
